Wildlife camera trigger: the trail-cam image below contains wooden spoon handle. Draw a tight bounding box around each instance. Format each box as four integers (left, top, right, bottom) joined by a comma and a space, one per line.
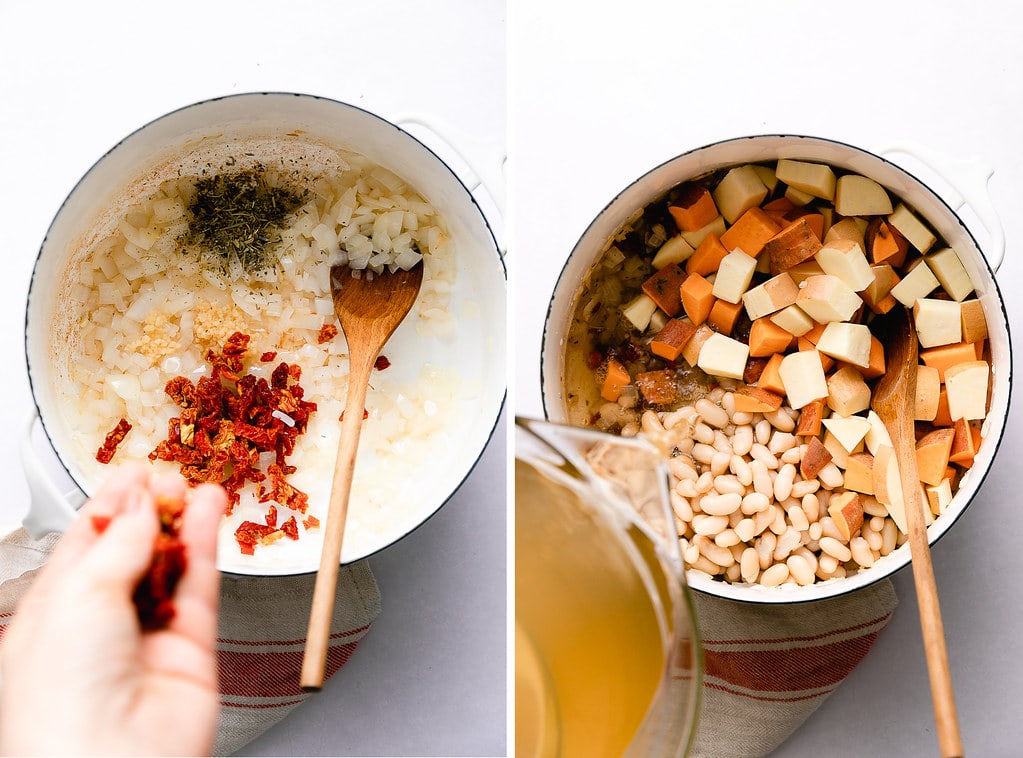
900, 450, 963, 757
300, 353, 375, 691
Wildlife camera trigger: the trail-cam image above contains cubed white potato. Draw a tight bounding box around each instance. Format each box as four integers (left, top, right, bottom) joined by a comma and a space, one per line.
652, 235, 696, 269
960, 299, 988, 343
712, 249, 758, 304
816, 321, 872, 367
795, 274, 862, 323
621, 293, 658, 332
873, 445, 908, 534
751, 164, 778, 193
926, 478, 953, 516
815, 239, 874, 292
785, 185, 815, 207
926, 247, 973, 301
775, 159, 837, 200
944, 360, 990, 421
864, 409, 893, 455
890, 260, 940, 307
778, 350, 828, 409
742, 273, 799, 320
712, 165, 768, 224
681, 215, 727, 249
827, 366, 872, 416
823, 416, 872, 453
697, 332, 750, 381
888, 203, 936, 253
834, 174, 893, 217
913, 298, 962, 348
770, 304, 815, 337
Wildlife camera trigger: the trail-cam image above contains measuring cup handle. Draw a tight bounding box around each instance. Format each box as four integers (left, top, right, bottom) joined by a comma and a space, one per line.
393, 113, 506, 221
20, 413, 84, 538
878, 142, 1005, 274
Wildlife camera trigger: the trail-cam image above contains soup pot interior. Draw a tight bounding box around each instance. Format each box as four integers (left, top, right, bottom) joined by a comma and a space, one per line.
26, 93, 506, 574
542, 134, 1011, 602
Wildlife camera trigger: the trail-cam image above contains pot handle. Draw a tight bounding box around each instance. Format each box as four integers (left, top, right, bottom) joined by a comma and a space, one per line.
21, 413, 84, 538
878, 142, 1005, 274
393, 114, 506, 227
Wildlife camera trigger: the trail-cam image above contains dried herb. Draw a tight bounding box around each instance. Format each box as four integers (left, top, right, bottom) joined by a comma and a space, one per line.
182, 166, 308, 274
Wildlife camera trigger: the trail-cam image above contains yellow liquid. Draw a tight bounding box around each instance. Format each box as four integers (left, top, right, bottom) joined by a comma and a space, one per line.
515, 459, 665, 758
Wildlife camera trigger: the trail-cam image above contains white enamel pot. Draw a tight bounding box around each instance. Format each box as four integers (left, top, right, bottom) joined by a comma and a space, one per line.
24, 92, 506, 576
541, 134, 1011, 603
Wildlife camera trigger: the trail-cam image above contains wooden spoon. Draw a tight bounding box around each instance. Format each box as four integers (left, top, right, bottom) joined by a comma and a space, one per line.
300, 261, 424, 691
872, 306, 963, 757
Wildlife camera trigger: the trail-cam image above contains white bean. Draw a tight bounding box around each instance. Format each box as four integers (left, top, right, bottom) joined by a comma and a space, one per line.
670, 491, 694, 521
721, 392, 736, 416
791, 479, 820, 499
787, 554, 815, 586
801, 493, 821, 522
760, 563, 790, 587
731, 411, 754, 426
755, 532, 777, 569
710, 450, 732, 476
818, 553, 839, 575
752, 460, 774, 497
696, 471, 715, 494
734, 518, 757, 543
712, 431, 731, 453
755, 418, 772, 445
689, 554, 722, 575
773, 526, 802, 561
850, 536, 875, 567
773, 463, 796, 502
696, 397, 730, 429
794, 546, 818, 575
740, 547, 760, 583
750, 443, 779, 470
752, 507, 776, 536
683, 541, 701, 565
863, 526, 884, 552
713, 474, 745, 497
708, 386, 726, 403
820, 516, 844, 542
787, 504, 810, 532
881, 519, 899, 556
725, 563, 742, 582
700, 492, 742, 517
765, 407, 796, 432
641, 410, 666, 434
732, 425, 754, 456
819, 536, 852, 563
741, 491, 771, 515
780, 446, 803, 465
715, 529, 741, 548
769, 507, 788, 536
808, 521, 824, 541
818, 462, 844, 489
731, 455, 754, 486
862, 496, 888, 518
695, 535, 735, 567
692, 514, 729, 536
669, 457, 698, 482
692, 443, 716, 465
694, 422, 715, 445
769, 431, 797, 454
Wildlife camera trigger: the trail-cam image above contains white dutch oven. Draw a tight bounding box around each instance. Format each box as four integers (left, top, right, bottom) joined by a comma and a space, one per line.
23, 92, 506, 576
542, 134, 1011, 603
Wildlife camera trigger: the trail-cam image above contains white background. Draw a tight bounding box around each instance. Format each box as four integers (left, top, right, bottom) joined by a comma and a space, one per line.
511, 1, 1021, 756
0, 2, 507, 757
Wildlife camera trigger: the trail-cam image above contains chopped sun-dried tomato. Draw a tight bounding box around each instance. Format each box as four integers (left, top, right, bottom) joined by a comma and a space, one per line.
90, 514, 112, 533
147, 333, 318, 554
318, 323, 339, 344
374, 355, 391, 371
96, 418, 132, 464
303, 514, 320, 530
130, 495, 188, 630
260, 351, 277, 362
281, 515, 299, 541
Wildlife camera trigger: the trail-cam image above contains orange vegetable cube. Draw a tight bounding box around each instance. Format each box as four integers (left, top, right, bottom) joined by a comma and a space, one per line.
756, 353, 786, 395
920, 341, 981, 382
668, 185, 719, 232
601, 358, 631, 402
707, 299, 744, 335
748, 317, 796, 357
764, 217, 822, 274
680, 273, 715, 326
650, 318, 697, 361
719, 207, 781, 258
641, 263, 686, 317
686, 232, 730, 276
733, 385, 784, 413
949, 417, 982, 466
795, 398, 825, 437
635, 370, 680, 406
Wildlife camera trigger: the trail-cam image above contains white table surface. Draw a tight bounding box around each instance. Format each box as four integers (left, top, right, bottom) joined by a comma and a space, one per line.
0, 2, 507, 757
511, 1, 1021, 756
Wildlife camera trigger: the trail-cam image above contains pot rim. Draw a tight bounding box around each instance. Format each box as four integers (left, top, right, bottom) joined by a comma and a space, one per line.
24, 91, 506, 575
540, 132, 1013, 603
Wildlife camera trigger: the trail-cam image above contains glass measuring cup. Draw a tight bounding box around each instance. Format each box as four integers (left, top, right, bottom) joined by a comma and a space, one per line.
516, 418, 702, 757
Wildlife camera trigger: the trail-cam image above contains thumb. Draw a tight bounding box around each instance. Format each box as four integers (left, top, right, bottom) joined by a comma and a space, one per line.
80, 485, 160, 597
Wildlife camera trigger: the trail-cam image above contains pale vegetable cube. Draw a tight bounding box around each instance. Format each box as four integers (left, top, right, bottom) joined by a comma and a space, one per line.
681, 215, 727, 249
864, 410, 893, 455
823, 217, 867, 246
888, 203, 936, 253
873, 445, 907, 534
926, 478, 953, 516
960, 299, 988, 343
913, 298, 962, 348
823, 416, 872, 453
621, 293, 658, 332
742, 273, 799, 320
890, 260, 940, 307
712, 165, 768, 224
795, 275, 862, 323
697, 332, 750, 381
785, 185, 815, 206
775, 159, 837, 200
926, 247, 973, 301
779, 350, 828, 409
770, 304, 815, 337
826, 366, 872, 416
944, 360, 990, 421
822, 430, 857, 469
914, 364, 941, 421
815, 239, 874, 292
652, 235, 696, 269
751, 164, 778, 193
834, 174, 893, 216
816, 321, 872, 367
712, 249, 758, 304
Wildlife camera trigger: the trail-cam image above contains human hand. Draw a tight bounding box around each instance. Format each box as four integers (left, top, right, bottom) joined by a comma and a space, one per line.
0, 462, 227, 756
